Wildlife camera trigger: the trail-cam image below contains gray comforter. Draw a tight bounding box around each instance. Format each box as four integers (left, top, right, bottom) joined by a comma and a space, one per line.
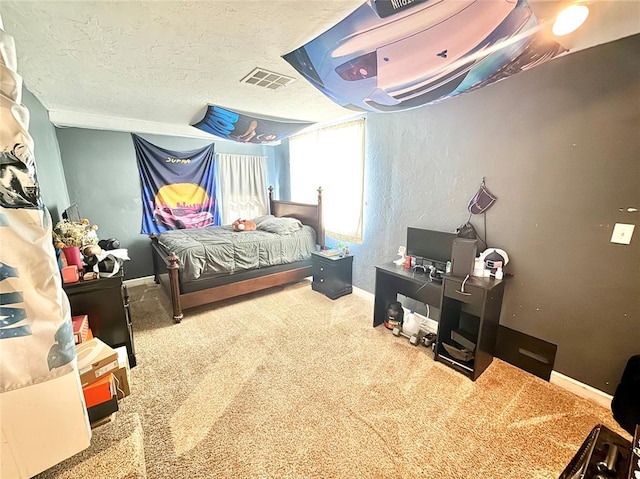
156, 224, 316, 281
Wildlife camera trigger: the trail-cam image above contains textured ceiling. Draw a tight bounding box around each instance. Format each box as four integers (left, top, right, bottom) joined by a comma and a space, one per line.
1, 1, 639, 138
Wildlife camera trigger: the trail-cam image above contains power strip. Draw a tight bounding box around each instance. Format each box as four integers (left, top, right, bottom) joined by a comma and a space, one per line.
413, 311, 438, 335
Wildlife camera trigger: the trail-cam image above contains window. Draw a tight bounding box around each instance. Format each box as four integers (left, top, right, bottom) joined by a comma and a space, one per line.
289, 118, 365, 243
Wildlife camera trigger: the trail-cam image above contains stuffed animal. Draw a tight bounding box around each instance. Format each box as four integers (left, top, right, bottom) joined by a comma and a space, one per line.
83, 244, 103, 257
232, 218, 257, 232
82, 243, 104, 269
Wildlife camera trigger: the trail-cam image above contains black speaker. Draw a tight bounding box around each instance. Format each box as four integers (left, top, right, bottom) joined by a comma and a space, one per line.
451, 238, 477, 278
98, 238, 120, 250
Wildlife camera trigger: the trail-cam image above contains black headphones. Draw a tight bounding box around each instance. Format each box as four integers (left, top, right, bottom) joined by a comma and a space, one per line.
98, 238, 120, 250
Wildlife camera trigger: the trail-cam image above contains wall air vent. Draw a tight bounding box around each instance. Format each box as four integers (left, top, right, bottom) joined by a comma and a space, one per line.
240, 68, 295, 90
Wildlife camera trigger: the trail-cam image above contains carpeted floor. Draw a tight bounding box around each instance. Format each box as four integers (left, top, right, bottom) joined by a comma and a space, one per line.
36, 279, 628, 478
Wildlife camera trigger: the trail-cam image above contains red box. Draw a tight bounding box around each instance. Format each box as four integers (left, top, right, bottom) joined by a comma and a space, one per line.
62, 265, 79, 284
72, 315, 89, 344
82, 373, 114, 408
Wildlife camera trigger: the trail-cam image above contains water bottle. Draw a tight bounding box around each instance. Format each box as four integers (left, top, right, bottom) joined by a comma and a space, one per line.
402, 311, 420, 336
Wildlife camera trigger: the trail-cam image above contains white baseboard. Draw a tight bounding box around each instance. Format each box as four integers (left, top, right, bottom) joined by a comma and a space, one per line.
353, 286, 374, 302
413, 312, 439, 334
550, 371, 613, 409
124, 275, 156, 287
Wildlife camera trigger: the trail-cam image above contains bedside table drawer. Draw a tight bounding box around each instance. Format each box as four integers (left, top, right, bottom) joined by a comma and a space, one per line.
312, 262, 330, 279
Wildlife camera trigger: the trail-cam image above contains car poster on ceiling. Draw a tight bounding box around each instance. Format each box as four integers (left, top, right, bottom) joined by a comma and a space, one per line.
283, 0, 567, 113
192, 105, 315, 145
132, 134, 220, 235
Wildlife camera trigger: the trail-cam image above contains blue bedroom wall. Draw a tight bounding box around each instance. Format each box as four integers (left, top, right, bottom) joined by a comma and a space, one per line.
22, 87, 69, 222
54, 128, 281, 279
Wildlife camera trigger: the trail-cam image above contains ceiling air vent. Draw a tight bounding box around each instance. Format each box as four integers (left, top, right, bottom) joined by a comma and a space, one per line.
240, 68, 295, 90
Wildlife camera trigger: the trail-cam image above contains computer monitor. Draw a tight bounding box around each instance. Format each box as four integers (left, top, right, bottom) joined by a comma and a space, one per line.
406, 227, 456, 270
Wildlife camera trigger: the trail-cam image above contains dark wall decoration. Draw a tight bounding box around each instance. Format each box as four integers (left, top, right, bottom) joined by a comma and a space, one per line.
283, 0, 566, 113
192, 105, 315, 145
133, 134, 219, 235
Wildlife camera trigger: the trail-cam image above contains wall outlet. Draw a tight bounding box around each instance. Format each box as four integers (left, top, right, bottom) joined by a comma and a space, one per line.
610, 223, 635, 245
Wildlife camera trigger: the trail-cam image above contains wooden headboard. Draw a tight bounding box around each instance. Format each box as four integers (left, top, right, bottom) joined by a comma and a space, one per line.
268, 186, 324, 248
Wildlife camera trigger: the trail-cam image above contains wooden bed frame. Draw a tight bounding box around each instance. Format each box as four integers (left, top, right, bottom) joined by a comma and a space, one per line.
150, 186, 324, 322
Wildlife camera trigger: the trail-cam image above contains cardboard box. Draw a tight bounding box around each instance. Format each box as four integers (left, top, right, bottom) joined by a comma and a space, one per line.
76, 338, 119, 387
113, 346, 131, 400
72, 314, 89, 344
82, 373, 114, 408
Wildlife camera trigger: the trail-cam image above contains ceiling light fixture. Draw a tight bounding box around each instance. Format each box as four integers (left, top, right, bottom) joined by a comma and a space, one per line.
552, 4, 590, 36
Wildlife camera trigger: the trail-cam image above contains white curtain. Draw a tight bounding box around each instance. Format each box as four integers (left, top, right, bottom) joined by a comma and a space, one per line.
289, 118, 365, 243
216, 153, 268, 225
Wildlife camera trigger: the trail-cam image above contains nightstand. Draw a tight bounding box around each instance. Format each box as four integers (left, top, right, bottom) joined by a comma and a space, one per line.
311, 252, 353, 299
63, 272, 136, 367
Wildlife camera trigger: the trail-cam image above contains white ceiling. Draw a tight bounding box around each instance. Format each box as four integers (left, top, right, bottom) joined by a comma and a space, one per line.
1, 1, 639, 139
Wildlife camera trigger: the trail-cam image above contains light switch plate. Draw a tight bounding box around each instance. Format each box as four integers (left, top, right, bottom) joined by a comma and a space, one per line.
610, 223, 635, 244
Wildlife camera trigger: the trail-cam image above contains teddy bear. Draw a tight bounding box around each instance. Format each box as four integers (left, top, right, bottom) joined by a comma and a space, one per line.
231, 218, 257, 232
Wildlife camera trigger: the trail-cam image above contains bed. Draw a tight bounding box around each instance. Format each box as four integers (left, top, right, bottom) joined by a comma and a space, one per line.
151, 186, 324, 322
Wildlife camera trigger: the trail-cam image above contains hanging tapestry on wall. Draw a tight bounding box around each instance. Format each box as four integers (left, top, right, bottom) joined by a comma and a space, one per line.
192, 104, 315, 145
133, 134, 220, 235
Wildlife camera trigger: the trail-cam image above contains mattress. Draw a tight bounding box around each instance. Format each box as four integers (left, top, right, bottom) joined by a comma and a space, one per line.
155, 224, 316, 281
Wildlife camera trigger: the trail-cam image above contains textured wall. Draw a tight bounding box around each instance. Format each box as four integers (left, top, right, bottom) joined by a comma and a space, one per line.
352, 34, 639, 395
22, 87, 69, 222
55, 128, 278, 279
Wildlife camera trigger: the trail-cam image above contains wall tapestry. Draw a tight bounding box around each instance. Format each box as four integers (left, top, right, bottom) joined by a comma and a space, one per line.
192, 105, 315, 145
133, 134, 220, 235
283, 0, 567, 113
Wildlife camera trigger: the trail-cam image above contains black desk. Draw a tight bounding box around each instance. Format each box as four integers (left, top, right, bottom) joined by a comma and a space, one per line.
373, 262, 443, 327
